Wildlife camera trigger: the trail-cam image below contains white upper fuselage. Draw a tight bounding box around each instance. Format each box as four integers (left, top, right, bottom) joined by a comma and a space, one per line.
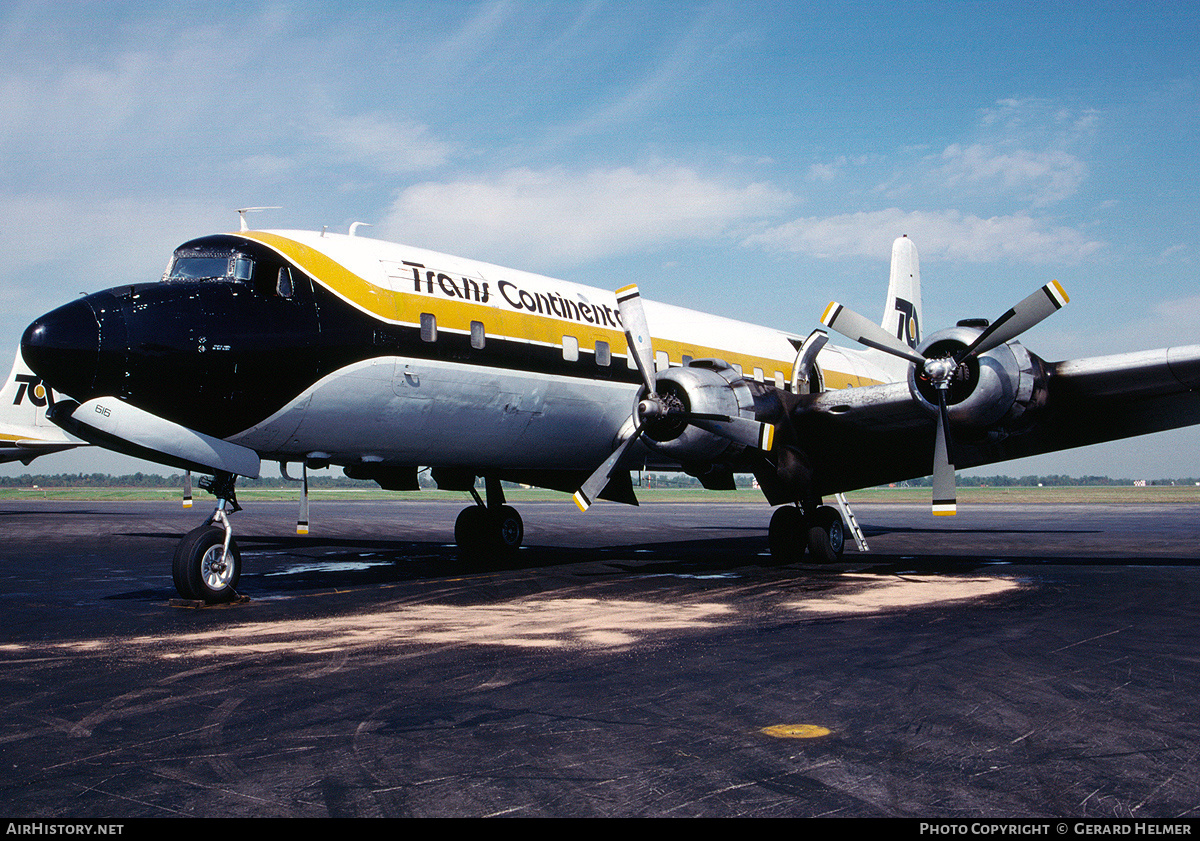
221, 229, 891, 471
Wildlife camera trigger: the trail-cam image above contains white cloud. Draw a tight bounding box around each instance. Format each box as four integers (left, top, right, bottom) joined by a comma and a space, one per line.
316, 111, 454, 175
935, 144, 1088, 207
744, 208, 1106, 264
1133, 293, 1200, 342
377, 164, 794, 264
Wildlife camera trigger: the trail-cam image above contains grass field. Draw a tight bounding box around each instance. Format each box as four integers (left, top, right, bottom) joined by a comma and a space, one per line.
2, 484, 1198, 505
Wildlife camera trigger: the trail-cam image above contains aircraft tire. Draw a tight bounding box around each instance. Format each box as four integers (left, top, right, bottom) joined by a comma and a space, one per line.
455, 505, 523, 557
455, 506, 490, 554
767, 506, 807, 565
492, 505, 523, 556
172, 533, 198, 600
174, 524, 241, 603
806, 505, 845, 564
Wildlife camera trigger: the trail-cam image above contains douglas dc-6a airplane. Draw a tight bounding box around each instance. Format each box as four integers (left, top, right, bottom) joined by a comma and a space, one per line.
15, 218, 1200, 603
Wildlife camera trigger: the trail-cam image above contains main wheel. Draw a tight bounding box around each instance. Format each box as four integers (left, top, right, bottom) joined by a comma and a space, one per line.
492, 505, 524, 556
767, 506, 807, 565
806, 505, 846, 564
173, 524, 241, 603
455, 505, 490, 554
455, 505, 524, 557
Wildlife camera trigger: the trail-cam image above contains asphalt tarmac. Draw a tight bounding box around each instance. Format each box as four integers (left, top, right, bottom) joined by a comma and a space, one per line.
2, 497, 1199, 818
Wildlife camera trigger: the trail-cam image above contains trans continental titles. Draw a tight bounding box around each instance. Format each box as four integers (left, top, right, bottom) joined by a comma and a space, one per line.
401, 261, 624, 329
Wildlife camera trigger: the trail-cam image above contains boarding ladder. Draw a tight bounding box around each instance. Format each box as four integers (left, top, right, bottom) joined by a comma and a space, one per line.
834, 493, 869, 552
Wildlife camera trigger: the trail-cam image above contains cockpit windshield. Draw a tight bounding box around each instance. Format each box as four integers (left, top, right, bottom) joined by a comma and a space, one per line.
166, 251, 253, 282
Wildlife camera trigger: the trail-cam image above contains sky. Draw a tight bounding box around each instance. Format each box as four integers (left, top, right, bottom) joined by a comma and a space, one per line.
1, 0, 1198, 479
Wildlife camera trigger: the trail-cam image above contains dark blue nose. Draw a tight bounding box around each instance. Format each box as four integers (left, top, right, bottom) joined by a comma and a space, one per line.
21, 298, 101, 401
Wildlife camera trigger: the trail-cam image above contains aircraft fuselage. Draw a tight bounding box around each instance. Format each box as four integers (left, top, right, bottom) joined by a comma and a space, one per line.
21, 230, 889, 477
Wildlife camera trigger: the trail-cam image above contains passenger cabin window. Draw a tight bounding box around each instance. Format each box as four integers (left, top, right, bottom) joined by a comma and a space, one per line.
420, 313, 437, 342
595, 341, 611, 367
774, 371, 785, 389
470, 321, 486, 349
655, 351, 669, 371
752, 367, 765, 383
562, 336, 579, 362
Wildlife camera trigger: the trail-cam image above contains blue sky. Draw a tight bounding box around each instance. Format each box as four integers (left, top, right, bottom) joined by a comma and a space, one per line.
2, 0, 1198, 478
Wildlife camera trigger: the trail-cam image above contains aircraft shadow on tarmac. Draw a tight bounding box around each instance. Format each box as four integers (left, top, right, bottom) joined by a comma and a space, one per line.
111, 527, 1200, 603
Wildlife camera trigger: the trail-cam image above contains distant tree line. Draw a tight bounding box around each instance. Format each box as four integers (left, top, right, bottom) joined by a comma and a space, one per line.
0, 472, 366, 488
0, 472, 1196, 489
900, 474, 1199, 487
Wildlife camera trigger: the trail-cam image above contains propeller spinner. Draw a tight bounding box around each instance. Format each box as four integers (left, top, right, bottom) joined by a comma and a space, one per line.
820, 281, 1068, 516
573, 285, 777, 511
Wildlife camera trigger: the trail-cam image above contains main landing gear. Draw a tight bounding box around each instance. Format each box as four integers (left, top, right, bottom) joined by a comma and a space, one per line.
454, 476, 524, 558
767, 501, 846, 565
173, 471, 244, 604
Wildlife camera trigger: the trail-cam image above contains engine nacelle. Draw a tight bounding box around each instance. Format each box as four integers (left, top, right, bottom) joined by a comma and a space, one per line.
907, 325, 1048, 430
638, 359, 765, 463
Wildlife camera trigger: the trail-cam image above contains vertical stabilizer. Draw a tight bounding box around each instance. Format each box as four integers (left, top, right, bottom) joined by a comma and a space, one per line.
0, 346, 85, 464
876, 235, 923, 381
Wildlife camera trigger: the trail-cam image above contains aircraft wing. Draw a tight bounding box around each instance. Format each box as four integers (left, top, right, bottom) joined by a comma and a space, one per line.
788, 344, 1200, 496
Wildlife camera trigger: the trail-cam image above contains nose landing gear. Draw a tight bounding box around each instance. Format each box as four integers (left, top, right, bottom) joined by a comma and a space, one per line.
172, 471, 244, 604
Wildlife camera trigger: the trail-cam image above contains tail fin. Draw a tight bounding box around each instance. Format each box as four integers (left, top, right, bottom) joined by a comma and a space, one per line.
876, 235, 923, 381
0, 346, 85, 465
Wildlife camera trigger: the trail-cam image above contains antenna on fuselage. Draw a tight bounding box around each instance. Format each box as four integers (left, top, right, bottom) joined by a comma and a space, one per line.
236, 207, 281, 231
349, 221, 372, 237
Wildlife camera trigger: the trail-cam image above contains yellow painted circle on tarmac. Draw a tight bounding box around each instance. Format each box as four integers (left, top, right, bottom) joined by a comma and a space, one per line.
760, 724, 831, 739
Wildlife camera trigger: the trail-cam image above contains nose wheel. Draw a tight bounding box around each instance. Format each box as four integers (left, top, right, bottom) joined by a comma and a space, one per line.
173, 521, 242, 603
172, 471, 243, 604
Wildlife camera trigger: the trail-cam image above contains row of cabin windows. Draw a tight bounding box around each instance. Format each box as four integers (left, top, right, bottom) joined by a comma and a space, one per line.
417, 312, 787, 387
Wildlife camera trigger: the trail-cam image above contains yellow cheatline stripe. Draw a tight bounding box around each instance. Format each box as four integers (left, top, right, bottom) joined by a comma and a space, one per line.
0, 433, 61, 444
239, 231, 879, 389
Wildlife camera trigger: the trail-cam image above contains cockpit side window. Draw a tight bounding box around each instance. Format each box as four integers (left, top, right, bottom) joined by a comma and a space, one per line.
276, 267, 295, 299
233, 256, 253, 282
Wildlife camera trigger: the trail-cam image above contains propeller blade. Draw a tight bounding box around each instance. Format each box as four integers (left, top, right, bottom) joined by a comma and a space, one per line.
686, 414, 776, 451
821, 301, 927, 366
574, 425, 643, 512
931, 390, 957, 516
616, 284, 658, 395
957, 281, 1069, 362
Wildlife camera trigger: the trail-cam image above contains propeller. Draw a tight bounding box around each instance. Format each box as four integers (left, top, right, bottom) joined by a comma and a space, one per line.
573, 284, 777, 511
820, 280, 1069, 515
